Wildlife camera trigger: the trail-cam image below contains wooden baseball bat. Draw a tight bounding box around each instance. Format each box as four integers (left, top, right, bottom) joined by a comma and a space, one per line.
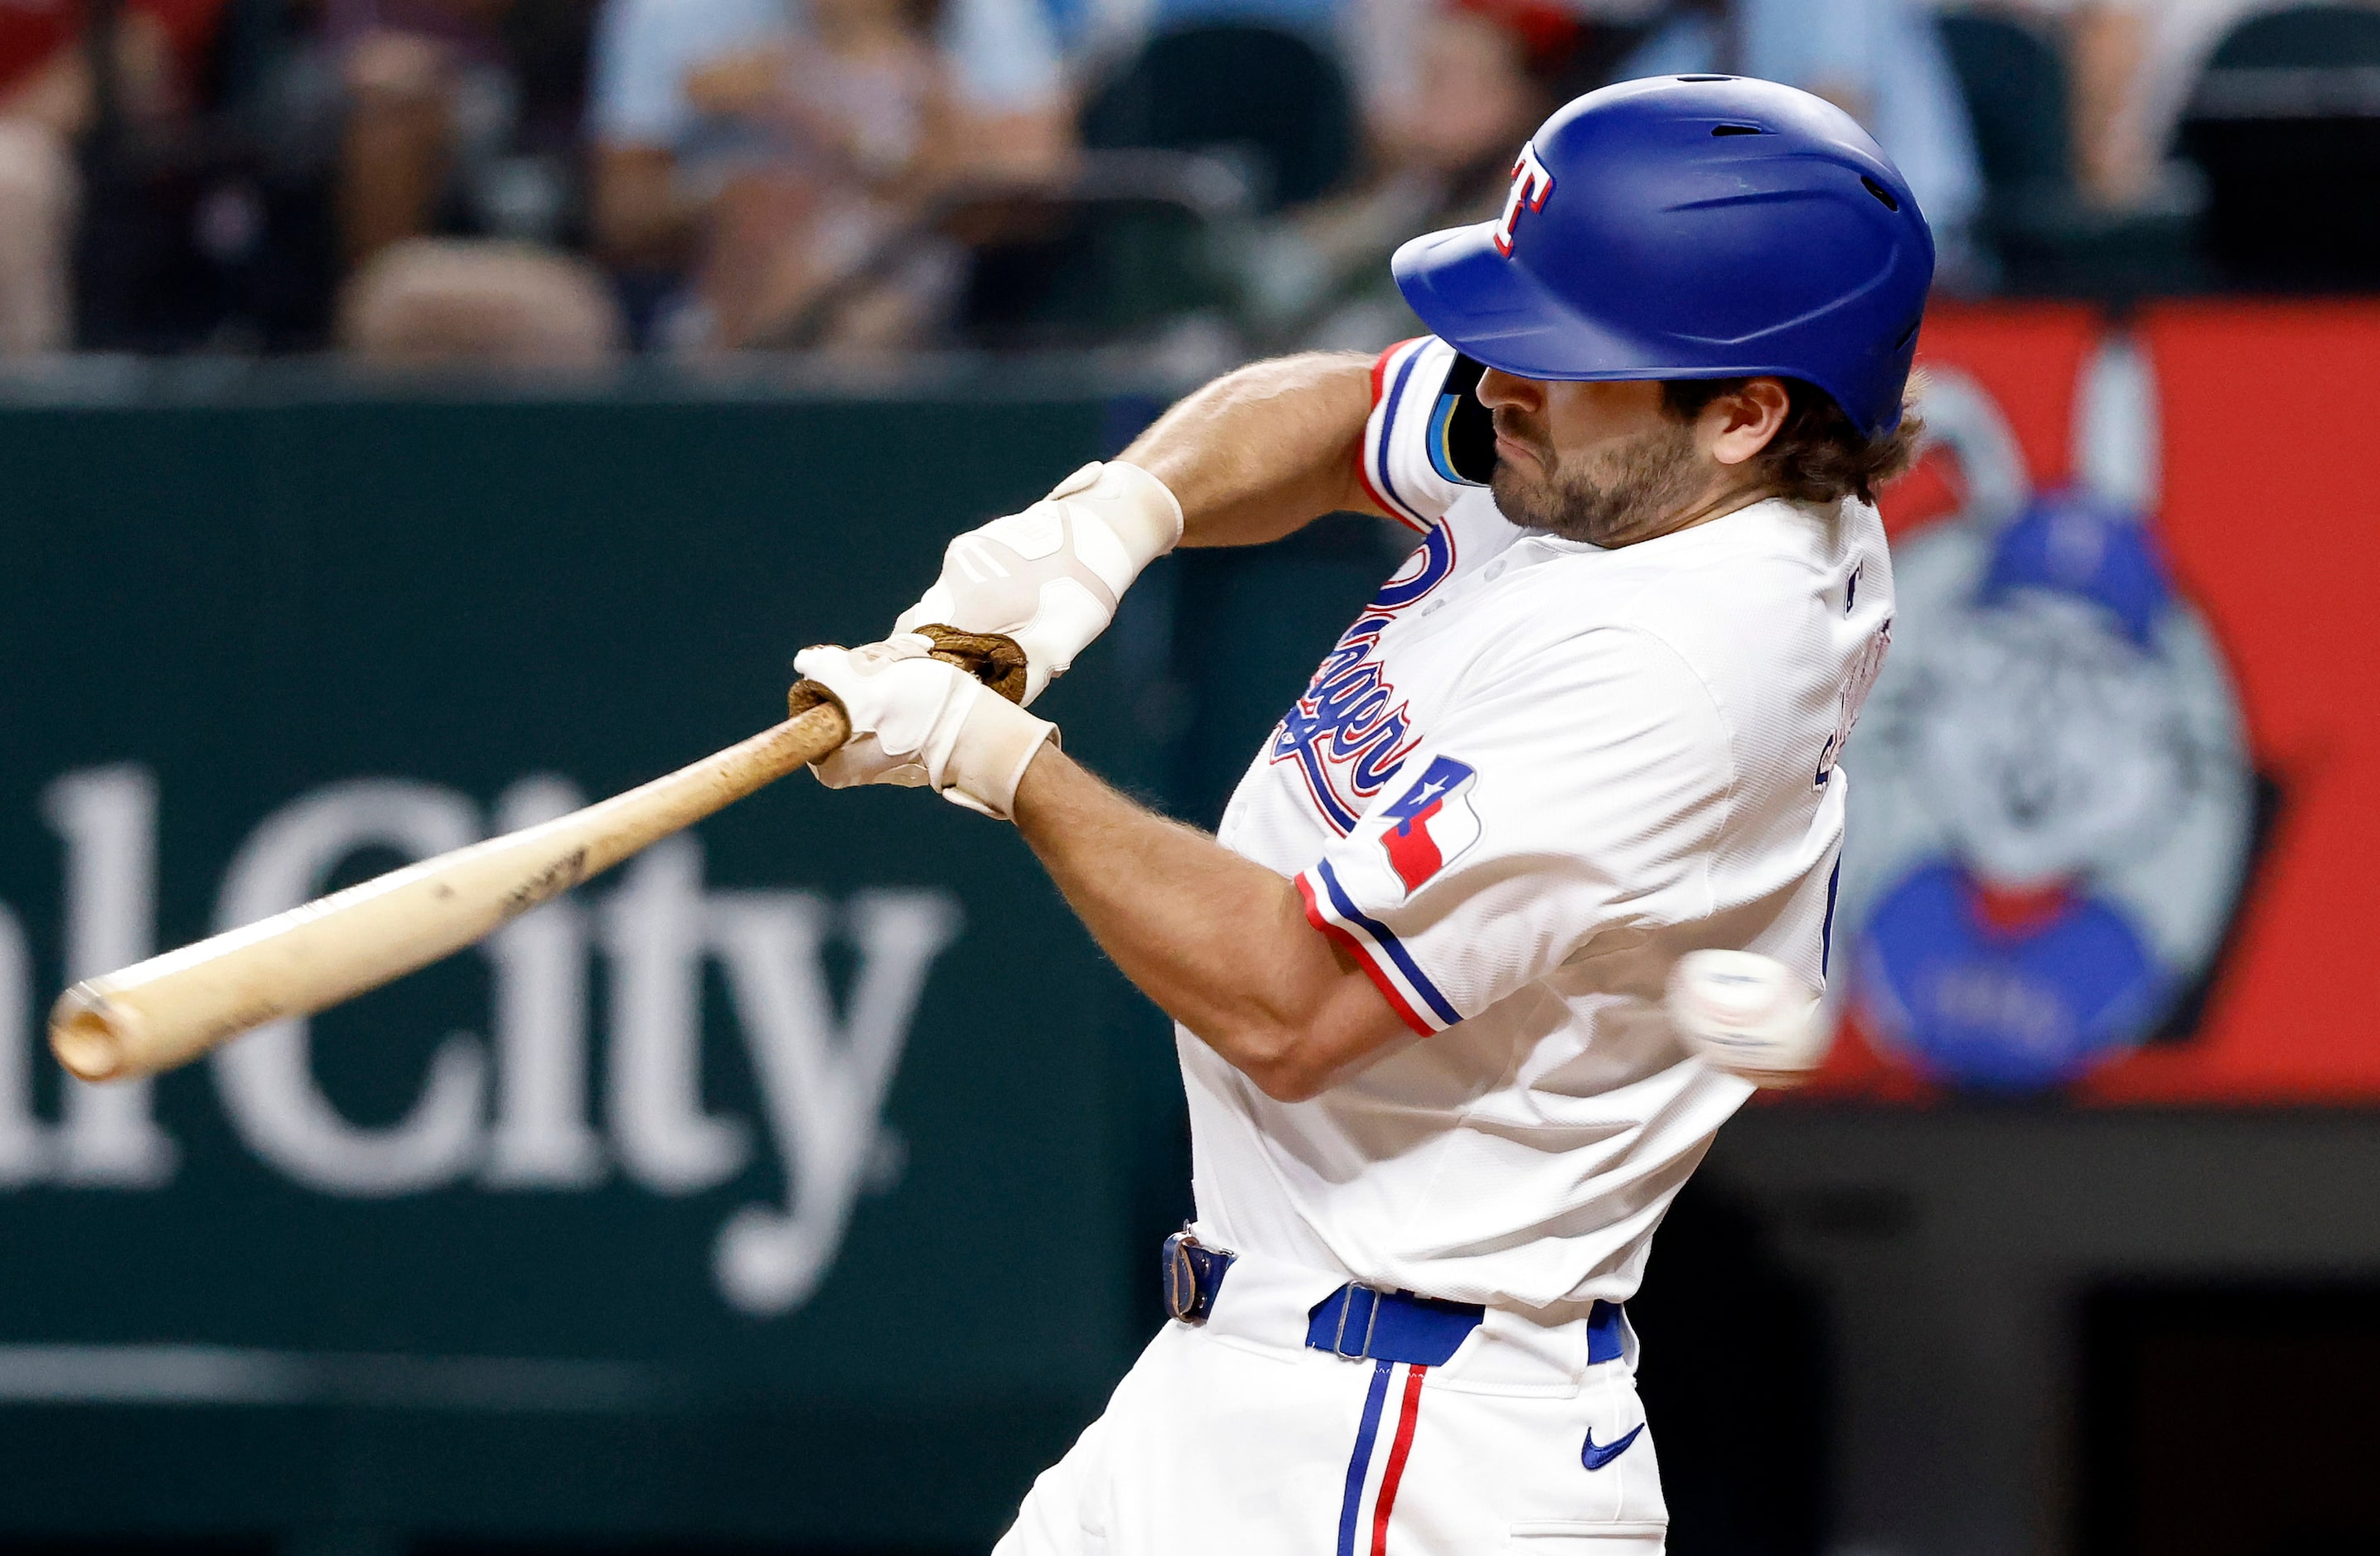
49, 629, 1027, 1085
48, 702, 855, 1085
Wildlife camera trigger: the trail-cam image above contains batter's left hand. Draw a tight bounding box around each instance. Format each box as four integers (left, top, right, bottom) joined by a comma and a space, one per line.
793, 635, 1057, 819
892, 461, 1182, 706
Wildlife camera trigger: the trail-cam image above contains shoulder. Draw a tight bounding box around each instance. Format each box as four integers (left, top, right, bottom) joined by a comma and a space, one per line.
1458, 498, 1870, 707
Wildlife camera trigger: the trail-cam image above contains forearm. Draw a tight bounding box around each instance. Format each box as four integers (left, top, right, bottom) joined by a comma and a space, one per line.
1122, 350, 1385, 548
1010, 747, 1409, 1100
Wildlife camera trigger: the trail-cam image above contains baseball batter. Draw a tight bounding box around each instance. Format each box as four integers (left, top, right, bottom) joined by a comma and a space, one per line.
794, 74, 1933, 1554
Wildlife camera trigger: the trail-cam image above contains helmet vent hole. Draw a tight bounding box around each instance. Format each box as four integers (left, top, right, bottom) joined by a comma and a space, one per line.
1676, 75, 1733, 83
1861, 176, 1900, 212
1710, 123, 1765, 136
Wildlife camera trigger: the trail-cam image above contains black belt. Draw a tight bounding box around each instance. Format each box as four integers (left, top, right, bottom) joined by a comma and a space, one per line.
1161, 1230, 1627, 1367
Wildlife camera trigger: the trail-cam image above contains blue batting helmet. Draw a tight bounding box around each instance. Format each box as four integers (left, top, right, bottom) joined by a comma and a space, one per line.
1392, 75, 1936, 438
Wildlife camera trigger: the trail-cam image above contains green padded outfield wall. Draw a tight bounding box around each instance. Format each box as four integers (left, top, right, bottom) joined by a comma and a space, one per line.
0, 386, 1224, 1550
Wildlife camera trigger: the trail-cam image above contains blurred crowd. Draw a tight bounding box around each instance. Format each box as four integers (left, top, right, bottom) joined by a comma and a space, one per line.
5, 0, 2378, 361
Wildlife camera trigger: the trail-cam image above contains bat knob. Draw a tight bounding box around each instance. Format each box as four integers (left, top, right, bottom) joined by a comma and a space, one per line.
914, 626, 1030, 705
49, 984, 131, 1083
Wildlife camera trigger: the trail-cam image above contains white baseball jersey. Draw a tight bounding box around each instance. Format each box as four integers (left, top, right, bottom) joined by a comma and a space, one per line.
1183, 336, 1897, 1314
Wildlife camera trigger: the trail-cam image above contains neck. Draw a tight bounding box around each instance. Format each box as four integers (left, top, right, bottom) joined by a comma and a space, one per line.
1606, 476, 1772, 548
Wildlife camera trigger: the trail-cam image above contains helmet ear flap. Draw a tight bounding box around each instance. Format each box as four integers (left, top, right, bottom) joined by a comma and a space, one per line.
1441, 356, 1500, 486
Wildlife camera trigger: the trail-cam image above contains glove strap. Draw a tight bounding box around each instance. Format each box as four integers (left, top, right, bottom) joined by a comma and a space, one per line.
942, 697, 1058, 819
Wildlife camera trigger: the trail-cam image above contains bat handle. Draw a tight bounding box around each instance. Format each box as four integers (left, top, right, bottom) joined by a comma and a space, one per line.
786, 625, 1029, 719
917, 626, 1032, 705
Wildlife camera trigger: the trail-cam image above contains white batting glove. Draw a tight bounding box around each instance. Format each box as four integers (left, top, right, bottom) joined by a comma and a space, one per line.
893, 461, 1183, 706
794, 635, 1057, 819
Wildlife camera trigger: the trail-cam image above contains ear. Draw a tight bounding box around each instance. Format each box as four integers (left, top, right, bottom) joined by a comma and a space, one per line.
1703, 378, 1792, 467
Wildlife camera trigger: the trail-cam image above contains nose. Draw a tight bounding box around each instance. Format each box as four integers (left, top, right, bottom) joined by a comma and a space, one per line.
1473, 367, 1541, 412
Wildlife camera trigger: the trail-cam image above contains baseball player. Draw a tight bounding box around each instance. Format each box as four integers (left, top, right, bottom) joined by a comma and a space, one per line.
794, 74, 1932, 1554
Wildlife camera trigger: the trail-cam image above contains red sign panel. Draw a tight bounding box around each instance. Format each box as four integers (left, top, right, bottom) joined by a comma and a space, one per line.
1801, 302, 2380, 1104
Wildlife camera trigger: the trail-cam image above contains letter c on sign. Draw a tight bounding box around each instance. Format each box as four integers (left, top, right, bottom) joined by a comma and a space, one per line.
210, 781, 489, 1197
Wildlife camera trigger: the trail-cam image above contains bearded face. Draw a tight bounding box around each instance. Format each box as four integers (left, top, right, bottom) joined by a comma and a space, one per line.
1488, 404, 1711, 548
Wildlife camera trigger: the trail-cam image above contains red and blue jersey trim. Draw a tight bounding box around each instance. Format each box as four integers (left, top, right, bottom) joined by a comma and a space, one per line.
1297, 859, 1463, 1037
1357, 339, 1436, 534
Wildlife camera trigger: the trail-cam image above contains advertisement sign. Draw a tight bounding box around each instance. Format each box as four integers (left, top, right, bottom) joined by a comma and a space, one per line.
1807, 304, 2380, 1103
0, 394, 1165, 1543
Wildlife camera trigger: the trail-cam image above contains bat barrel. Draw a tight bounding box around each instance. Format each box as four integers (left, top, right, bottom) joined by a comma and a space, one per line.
43, 701, 857, 1086
50, 986, 133, 1082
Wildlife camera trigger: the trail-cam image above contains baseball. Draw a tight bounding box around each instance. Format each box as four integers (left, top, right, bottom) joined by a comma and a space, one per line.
1666, 950, 1831, 1088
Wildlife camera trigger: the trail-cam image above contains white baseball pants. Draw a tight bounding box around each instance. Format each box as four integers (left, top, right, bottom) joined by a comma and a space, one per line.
994, 1250, 1668, 1554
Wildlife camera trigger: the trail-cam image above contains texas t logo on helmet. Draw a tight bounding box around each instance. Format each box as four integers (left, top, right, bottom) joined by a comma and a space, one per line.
1492, 143, 1556, 257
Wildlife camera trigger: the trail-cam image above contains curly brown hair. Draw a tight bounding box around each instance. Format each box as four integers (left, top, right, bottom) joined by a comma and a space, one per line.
1660, 375, 1925, 507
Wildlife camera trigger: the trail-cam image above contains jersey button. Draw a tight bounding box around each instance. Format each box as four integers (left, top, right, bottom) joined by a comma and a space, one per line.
1486, 561, 1507, 580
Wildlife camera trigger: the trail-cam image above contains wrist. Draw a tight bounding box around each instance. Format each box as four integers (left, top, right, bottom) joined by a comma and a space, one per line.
942, 688, 1058, 819
892, 461, 1183, 707
1005, 730, 1076, 832
1077, 460, 1184, 575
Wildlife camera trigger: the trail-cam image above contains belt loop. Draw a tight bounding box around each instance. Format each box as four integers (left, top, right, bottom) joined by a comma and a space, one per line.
1161, 1227, 1234, 1325
1330, 1283, 1384, 1360
1301, 1278, 1486, 1368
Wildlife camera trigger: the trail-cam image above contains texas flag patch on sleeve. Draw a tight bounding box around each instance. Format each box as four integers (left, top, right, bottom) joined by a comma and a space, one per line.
1378, 756, 1482, 895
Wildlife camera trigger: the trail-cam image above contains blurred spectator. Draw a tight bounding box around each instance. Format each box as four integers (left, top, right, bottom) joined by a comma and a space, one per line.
324, 0, 628, 363
336, 231, 621, 359
1616, 0, 1986, 280
1973, 1, 2155, 207
0, 0, 212, 128
684, 0, 964, 347
338, 8, 476, 267
1241, 0, 1589, 348
587, 0, 1069, 348
327, 0, 597, 258
1349, 0, 1655, 111
0, 0, 224, 353
1979, 1, 2380, 211
39, 0, 616, 356
0, 118, 75, 353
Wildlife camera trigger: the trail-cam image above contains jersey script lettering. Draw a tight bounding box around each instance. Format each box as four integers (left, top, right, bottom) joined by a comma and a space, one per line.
1816, 615, 1894, 788
1270, 525, 1458, 834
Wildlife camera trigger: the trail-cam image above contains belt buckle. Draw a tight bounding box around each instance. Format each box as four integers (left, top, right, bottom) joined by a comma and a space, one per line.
1329, 1283, 1388, 1361
1163, 1229, 1213, 1325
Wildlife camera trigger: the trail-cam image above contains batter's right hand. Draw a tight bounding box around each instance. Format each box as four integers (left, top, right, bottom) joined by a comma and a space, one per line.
892, 461, 1182, 706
